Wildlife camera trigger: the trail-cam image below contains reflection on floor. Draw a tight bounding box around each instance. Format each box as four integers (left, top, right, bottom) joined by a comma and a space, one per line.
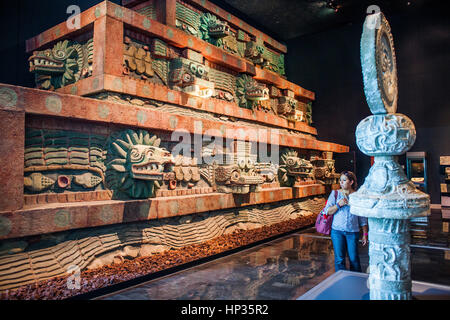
100, 209, 449, 300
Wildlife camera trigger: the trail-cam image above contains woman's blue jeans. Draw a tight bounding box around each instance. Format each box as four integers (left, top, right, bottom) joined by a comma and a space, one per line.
330, 229, 362, 272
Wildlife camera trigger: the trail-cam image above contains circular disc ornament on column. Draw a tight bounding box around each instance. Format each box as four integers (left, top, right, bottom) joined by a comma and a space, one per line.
361, 12, 398, 115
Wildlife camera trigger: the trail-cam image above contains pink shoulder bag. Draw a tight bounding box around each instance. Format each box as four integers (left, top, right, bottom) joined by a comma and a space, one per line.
315, 190, 338, 235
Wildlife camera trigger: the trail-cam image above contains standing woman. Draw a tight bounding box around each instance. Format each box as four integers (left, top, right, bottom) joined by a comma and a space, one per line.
325, 171, 368, 272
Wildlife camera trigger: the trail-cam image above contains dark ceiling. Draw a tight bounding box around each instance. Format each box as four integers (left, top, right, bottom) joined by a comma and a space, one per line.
209, 0, 431, 42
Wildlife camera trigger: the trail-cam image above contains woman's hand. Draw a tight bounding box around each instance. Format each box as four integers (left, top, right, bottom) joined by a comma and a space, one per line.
338, 198, 348, 207
361, 233, 368, 246
328, 198, 347, 216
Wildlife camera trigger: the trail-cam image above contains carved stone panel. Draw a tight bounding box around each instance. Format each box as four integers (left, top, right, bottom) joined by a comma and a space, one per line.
368, 218, 411, 300
29, 39, 93, 90
105, 129, 174, 199
355, 114, 416, 156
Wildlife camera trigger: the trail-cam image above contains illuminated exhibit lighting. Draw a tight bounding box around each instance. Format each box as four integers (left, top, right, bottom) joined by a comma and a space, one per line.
326, 0, 340, 12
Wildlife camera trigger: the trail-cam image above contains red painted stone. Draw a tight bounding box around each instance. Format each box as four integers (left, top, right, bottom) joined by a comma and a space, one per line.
0, 108, 24, 212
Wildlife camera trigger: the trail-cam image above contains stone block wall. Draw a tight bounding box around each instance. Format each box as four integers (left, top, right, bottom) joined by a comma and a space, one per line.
0, 0, 348, 295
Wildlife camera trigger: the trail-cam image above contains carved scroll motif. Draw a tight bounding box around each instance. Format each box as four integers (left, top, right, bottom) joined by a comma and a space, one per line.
24, 129, 107, 193
368, 218, 411, 300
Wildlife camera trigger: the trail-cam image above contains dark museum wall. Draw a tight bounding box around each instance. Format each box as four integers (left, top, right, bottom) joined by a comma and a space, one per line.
0, 1, 448, 204
286, 1, 450, 204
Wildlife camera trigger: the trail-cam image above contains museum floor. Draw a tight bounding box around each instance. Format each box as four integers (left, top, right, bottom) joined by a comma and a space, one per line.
99, 209, 450, 300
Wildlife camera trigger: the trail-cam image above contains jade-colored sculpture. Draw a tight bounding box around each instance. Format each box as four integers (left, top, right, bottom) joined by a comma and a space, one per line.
105, 129, 175, 199
349, 12, 430, 300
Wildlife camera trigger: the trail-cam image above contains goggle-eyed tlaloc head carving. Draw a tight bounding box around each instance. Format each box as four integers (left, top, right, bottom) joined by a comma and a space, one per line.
106, 129, 174, 199
214, 154, 265, 194
278, 96, 298, 115
169, 58, 214, 97
169, 58, 209, 87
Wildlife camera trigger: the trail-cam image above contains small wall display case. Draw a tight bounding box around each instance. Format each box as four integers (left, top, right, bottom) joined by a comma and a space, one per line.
440, 156, 450, 214
406, 152, 428, 193
406, 152, 429, 232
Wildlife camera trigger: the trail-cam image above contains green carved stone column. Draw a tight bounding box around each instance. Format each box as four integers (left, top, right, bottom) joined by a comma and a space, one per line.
367, 218, 411, 299
349, 12, 430, 300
